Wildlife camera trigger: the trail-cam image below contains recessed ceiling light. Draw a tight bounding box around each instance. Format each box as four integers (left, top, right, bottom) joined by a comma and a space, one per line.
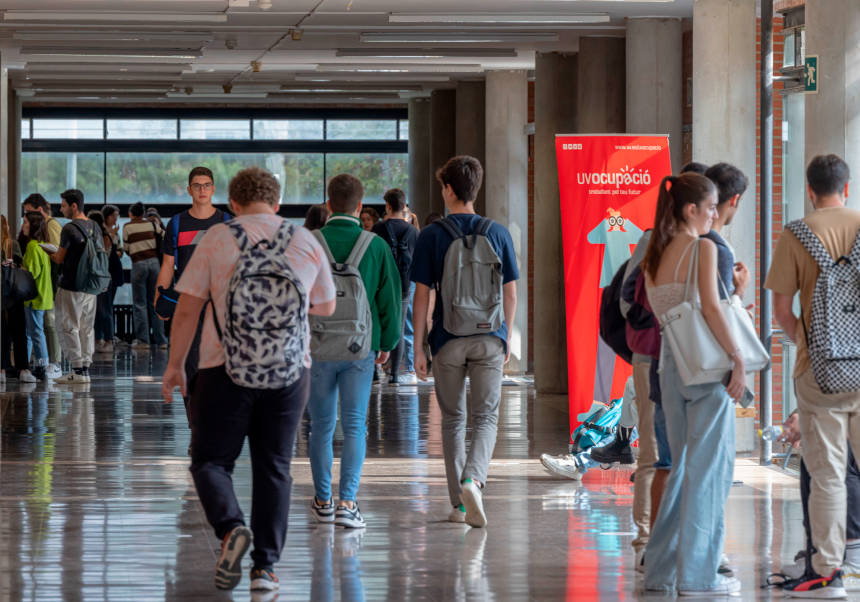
336, 48, 517, 58
4, 11, 228, 23
388, 13, 609, 24
360, 33, 559, 43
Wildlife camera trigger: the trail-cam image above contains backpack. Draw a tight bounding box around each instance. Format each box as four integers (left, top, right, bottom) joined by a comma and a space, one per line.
569, 397, 623, 454
599, 259, 633, 364
384, 220, 413, 297
310, 229, 374, 362
70, 221, 111, 295
622, 265, 660, 358
786, 220, 860, 393
437, 216, 504, 336
212, 220, 308, 389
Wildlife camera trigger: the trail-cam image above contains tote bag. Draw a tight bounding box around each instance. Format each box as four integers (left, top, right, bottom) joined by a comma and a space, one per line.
659, 240, 770, 386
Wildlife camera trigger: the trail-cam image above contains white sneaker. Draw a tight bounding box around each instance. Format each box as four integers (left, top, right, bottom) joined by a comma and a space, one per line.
18, 369, 37, 383
448, 504, 466, 523
459, 480, 487, 528
678, 575, 741, 597
540, 453, 585, 481
131, 339, 151, 350
46, 364, 62, 380
53, 371, 91, 384
393, 373, 418, 385
844, 561, 860, 591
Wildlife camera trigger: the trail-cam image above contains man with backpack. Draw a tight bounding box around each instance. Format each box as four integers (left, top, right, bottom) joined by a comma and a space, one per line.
766, 154, 860, 598
48, 189, 110, 384
162, 167, 336, 593
308, 173, 402, 529
372, 188, 419, 385
411, 155, 519, 528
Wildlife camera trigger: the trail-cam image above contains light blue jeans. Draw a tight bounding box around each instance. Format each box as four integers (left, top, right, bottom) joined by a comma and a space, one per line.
403, 283, 415, 372
644, 351, 735, 592
24, 307, 48, 366
308, 352, 376, 502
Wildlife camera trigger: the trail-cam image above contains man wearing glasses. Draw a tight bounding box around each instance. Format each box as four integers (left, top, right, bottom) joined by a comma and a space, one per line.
157, 166, 230, 431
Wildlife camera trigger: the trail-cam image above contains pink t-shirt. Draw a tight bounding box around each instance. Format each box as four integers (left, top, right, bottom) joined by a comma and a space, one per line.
175, 213, 336, 370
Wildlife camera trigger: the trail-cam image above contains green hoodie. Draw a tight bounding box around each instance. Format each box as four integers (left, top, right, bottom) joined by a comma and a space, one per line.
318, 214, 402, 352
23, 240, 54, 310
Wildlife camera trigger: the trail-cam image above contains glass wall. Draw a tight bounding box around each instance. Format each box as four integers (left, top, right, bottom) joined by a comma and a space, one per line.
21, 152, 105, 205
325, 153, 409, 202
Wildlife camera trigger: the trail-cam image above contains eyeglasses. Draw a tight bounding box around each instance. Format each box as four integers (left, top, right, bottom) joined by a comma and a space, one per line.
190, 182, 213, 191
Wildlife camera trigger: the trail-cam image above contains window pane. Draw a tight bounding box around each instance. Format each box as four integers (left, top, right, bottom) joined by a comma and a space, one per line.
21, 152, 106, 206
21, 119, 30, 139
399, 120, 409, 141
107, 119, 176, 140
32, 119, 103, 139
180, 120, 250, 140
325, 153, 408, 202
326, 119, 397, 140
254, 120, 324, 140
106, 152, 323, 204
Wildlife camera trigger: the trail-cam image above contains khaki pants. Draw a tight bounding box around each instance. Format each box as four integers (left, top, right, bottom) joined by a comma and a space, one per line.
632, 362, 658, 553
796, 368, 860, 576
55, 288, 97, 369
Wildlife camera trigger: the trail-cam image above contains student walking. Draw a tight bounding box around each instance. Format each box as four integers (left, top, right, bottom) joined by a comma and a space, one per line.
641, 173, 744, 596
124, 202, 167, 349
19, 211, 54, 382
766, 154, 860, 598
162, 167, 336, 593
410, 155, 519, 528
308, 174, 402, 529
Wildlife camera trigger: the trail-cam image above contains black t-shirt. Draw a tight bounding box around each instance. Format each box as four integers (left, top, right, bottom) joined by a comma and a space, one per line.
59, 219, 101, 292
372, 218, 419, 297
162, 209, 227, 282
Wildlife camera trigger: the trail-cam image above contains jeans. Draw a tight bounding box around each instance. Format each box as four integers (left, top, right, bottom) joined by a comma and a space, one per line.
189, 365, 308, 569
308, 352, 376, 502
644, 351, 735, 592
44, 308, 60, 364
94, 283, 116, 342
24, 307, 48, 367
55, 288, 97, 369
403, 283, 415, 372
432, 335, 505, 508
800, 444, 860, 573
653, 403, 672, 470
388, 296, 410, 380
131, 257, 166, 344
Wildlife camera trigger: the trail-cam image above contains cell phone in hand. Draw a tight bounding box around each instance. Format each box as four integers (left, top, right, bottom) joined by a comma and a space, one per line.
722, 372, 755, 408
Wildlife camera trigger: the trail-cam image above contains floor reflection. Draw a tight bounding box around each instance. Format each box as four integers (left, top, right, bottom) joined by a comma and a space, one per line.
0, 349, 806, 600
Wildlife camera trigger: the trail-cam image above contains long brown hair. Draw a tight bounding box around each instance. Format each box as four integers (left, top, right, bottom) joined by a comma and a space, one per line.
642, 173, 717, 280
22, 211, 48, 245
1, 215, 12, 260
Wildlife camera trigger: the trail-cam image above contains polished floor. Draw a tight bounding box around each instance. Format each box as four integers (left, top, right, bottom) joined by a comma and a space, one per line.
0, 349, 815, 601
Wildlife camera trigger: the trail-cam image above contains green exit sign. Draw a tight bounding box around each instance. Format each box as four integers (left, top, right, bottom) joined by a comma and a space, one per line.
805, 55, 818, 94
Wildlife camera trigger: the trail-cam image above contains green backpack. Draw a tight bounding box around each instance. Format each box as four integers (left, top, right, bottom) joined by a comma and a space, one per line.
70, 222, 111, 295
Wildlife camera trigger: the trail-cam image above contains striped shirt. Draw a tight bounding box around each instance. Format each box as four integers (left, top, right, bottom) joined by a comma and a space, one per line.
123, 218, 164, 263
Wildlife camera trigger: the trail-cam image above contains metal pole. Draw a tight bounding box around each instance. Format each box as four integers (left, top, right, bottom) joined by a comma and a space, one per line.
760, 0, 774, 466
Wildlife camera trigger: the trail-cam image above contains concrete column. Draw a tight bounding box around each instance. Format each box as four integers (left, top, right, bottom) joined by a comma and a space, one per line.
626, 18, 684, 171
805, 0, 860, 208
485, 70, 528, 374
456, 81, 486, 214
534, 52, 577, 394
692, 0, 757, 303
407, 97, 431, 223
429, 88, 456, 215
7, 90, 21, 227
577, 37, 626, 133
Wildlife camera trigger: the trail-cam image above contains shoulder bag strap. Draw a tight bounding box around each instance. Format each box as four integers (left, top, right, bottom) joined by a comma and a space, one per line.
312, 229, 337, 267
345, 230, 374, 268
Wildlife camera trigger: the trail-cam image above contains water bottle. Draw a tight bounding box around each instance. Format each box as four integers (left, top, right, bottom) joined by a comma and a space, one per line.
759, 426, 783, 441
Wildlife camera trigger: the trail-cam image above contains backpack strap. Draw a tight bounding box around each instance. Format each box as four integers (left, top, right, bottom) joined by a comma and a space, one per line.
786, 220, 833, 272
848, 227, 860, 265
437, 216, 465, 242
384, 220, 399, 248
172, 213, 181, 264
475, 217, 493, 237
345, 230, 374, 268
273, 220, 296, 255
312, 229, 337, 266
226, 221, 250, 252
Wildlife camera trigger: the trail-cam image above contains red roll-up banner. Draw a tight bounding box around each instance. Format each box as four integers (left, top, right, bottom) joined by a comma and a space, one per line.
555, 134, 672, 439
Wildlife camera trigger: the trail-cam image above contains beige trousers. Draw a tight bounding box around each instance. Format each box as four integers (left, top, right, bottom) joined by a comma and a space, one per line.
55, 288, 97, 369
632, 361, 658, 553
796, 368, 860, 576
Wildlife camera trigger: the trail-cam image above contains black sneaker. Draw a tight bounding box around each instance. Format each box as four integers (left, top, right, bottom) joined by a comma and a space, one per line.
334, 503, 366, 529
214, 526, 253, 590
589, 435, 635, 465
250, 567, 279, 591
311, 497, 335, 523
783, 569, 846, 598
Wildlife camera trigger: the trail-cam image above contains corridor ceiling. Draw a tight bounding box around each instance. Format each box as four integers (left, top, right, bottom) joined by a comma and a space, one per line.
0, 0, 693, 104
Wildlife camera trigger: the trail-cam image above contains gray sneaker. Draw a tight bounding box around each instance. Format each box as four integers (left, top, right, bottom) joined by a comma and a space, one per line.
334, 503, 366, 529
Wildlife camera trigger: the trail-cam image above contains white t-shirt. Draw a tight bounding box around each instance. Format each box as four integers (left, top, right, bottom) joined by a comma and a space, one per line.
176, 213, 336, 370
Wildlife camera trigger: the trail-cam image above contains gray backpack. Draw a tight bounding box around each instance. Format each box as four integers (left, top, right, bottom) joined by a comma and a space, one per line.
310, 230, 374, 361
437, 217, 504, 336
787, 220, 860, 393
213, 221, 308, 389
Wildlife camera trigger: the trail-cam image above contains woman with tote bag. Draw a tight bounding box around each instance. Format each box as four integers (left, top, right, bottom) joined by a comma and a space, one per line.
640, 172, 746, 597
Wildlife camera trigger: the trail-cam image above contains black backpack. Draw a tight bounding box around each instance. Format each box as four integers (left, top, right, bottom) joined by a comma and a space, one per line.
384, 220, 414, 297
598, 259, 632, 365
